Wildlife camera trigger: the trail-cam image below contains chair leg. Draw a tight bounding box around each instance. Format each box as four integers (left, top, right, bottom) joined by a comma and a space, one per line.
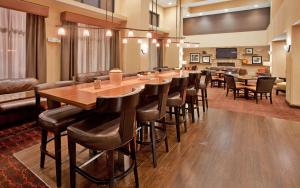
174, 107, 181, 142
54, 134, 62, 187
255, 93, 258, 104
260, 93, 263, 100
205, 89, 208, 109
169, 107, 173, 119
130, 140, 139, 188
68, 138, 76, 188
189, 100, 195, 123
106, 151, 116, 188
181, 106, 187, 132
40, 129, 48, 168
150, 121, 157, 167
195, 96, 200, 118
226, 88, 229, 96
201, 90, 205, 112
265, 93, 268, 99
270, 92, 273, 104
234, 90, 236, 100
276, 90, 279, 95
161, 117, 169, 152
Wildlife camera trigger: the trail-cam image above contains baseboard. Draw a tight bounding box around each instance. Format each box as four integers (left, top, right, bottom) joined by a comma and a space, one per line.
285, 99, 300, 109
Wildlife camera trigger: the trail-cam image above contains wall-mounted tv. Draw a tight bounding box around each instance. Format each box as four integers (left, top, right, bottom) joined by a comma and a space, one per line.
216, 48, 238, 59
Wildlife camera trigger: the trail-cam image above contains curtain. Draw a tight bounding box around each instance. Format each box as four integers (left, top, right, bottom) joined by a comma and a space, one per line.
61, 21, 78, 80
110, 30, 120, 69
149, 43, 158, 70
26, 13, 46, 82
77, 23, 110, 73
157, 39, 164, 68
0, 7, 26, 80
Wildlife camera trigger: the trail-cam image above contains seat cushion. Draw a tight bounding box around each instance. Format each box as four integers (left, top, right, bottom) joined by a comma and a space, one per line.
67, 114, 121, 150
187, 88, 198, 96
0, 98, 36, 113
246, 86, 256, 91
137, 102, 159, 122
39, 105, 84, 133
167, 92, 184, 107
276, 82, 286, 90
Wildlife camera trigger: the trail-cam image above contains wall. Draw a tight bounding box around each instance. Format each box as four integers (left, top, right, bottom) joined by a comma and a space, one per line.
183, 46, 270, 75
271, 40, 286, 77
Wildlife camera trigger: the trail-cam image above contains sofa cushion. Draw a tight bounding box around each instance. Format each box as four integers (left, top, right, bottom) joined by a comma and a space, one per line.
276, 82, 286, 90
0, 90, 35, 103
0, 98, 36, 113
0, 78, 38, 95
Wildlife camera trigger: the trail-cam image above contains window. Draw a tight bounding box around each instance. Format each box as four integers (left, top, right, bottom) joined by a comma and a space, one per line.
0, 7, 26, 79
77, 24, 110, 73
76, 0, 115, 12
149, 11, 159, 27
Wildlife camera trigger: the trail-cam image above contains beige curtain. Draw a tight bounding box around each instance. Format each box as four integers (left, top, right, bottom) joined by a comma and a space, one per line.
26, 13, 46, 83
110, 30, 120, 69
61, 22, 78, 80
77, 23, 110, 73
0, 7, 26, 80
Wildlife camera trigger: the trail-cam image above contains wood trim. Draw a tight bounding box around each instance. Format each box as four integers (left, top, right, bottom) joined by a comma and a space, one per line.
285, 99, 300, 109
61, 11, 123, 28
0, 0, 49, 17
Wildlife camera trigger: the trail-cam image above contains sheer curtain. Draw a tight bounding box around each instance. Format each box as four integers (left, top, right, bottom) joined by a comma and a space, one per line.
77, 24, 110, 73
149, 43, 158, 70
0, 7, 26, 80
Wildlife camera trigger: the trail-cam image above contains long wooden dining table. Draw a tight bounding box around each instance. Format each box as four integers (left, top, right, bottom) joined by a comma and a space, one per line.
38, 71, 189, 110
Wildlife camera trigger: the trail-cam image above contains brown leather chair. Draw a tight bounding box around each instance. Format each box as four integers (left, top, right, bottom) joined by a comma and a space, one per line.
67, 87, 142, 188
246, 77, 276, 104
186, 72, 201, 123
166, 76, 189, 142
136, 80, 171, 167
224, 74, 245, 100
35, 81, 87, 187
0, 78, 39, 126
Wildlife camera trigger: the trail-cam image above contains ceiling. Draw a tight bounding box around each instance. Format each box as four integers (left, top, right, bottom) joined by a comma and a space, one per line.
156, 0, 271, 18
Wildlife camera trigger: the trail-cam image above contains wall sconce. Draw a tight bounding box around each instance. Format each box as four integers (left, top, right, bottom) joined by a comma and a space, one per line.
140, 43, 148, 55
284, 44, 291, 53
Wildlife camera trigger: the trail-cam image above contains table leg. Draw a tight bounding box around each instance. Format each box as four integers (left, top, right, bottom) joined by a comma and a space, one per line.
245, 89, 249, 99
245, 80, 248, 86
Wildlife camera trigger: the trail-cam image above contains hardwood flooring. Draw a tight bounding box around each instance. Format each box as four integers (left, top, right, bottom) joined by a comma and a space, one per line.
14, 108, 300, 188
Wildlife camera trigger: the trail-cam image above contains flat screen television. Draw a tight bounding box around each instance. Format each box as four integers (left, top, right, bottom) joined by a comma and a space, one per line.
216, 48, 238, 59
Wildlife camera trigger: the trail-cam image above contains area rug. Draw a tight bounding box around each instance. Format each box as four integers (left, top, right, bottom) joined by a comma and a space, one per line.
207, 87, 300, 122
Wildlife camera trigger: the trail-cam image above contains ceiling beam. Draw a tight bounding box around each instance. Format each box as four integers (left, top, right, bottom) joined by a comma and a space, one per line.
188, 0, 269, 13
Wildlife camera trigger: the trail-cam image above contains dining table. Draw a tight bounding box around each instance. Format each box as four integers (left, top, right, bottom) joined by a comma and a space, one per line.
235, 75, 258, 86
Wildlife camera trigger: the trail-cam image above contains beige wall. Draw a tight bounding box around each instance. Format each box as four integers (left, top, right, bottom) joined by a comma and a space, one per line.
271, 41, 286, 78
268, 0, 300, 106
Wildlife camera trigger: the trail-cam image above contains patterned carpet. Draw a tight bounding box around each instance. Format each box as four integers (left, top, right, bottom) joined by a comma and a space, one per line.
0, 87, 299, 188
0, 123, 47, 188
207, 87, 300, 122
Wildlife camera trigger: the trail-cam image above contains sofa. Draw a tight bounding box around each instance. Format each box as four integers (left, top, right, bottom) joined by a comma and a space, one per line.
75, 71, 109, 83
0, 78, 39, 127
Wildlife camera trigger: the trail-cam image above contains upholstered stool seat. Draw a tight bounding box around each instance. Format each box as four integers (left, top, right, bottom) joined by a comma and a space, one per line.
167, 92, 184, 107
137, 102, 159, 122
39, 105, 84, 134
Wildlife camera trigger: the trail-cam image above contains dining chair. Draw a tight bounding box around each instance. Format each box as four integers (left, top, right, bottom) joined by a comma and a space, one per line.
166, 76, 189, 142
34, 81, 87, 187
136, 80, 171, 167
224, 74, 245, 100
246, 77, 276, 104
67, 87, 142, 188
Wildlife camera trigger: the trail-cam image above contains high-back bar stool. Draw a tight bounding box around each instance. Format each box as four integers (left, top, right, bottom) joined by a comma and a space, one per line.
136, 79, 171, 167
35, 81, 87, 187
165, 76, 189, 142
186, 72, 201, 123
67, 87, 142, 188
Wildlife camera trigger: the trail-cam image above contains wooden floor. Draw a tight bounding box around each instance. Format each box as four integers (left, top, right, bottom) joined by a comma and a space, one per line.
14, 108, 300, 188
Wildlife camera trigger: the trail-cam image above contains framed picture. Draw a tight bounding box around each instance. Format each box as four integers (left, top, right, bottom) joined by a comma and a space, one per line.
245, 48, 253, 55
252, 56, 262, 64
190, 53, 200, 63
202, 56, 211, 64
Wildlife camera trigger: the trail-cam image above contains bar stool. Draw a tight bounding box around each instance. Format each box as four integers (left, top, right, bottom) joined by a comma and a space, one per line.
35, 81, 87, 187
166, 76, 189, 142
136, 79, 171, 167
186, 72, 201, 123
67, 87, 142, 188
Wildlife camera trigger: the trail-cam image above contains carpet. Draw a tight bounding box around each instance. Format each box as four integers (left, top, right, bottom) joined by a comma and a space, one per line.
207, 87, 300, 122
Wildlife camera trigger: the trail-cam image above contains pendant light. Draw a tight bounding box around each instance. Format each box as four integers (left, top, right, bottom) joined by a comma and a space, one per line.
58, 27, 65, 36
105, 0, 112, 37
128, 30, 134, 37
166, 43, 170, 47
105, 30, 112, 37
167, 39, 172, 43
156, 43, 160, 47
122, 38, 128, 44
152, 38, 157, 44
83, 29, 90, 37
146, 32, 152, 38
137, 39, 142, 44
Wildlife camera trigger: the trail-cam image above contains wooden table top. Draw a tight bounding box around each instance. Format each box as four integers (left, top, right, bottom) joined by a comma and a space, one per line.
39, 71, 188, 110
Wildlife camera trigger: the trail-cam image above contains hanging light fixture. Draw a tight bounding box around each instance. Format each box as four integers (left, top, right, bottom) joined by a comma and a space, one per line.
152, 38, 157, 44
128, 30, 134, 37
176, 43, 180, 47
105, 29, 112, 37
180, 39, 184, 44
166, 43, 170, 47
122, 38, 128, 44
58, 27, 65, 36
105, 0, 112, 37
83, 29, 90, 37
156, 43, 160, 47
146, 32, 152, 39
137, 39, 142, 44
167, 39, 172, 43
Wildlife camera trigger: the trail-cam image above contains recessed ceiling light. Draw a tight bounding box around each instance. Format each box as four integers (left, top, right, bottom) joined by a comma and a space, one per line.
224, 9, 229, 12
254, 4, 259, 8
168, 2, 172, 5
